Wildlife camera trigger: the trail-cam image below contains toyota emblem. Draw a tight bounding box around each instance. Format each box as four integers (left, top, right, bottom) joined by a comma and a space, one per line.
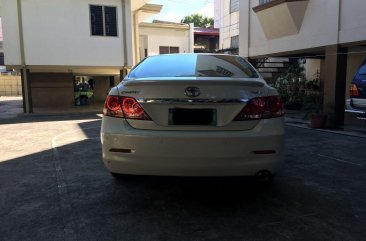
185, 87, 200, 98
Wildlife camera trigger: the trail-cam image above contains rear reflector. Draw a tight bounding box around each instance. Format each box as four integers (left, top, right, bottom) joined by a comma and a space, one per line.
103, 96, 151, 120
109, 148, 133, 153
253, 150, 276, 154
349, 84, 359, 98
234, 96, 284, 121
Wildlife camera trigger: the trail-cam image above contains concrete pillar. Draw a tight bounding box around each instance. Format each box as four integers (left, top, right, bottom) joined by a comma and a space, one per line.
188, 23, 194, 53
21, 68, 33, 113
323, 45, 348, 129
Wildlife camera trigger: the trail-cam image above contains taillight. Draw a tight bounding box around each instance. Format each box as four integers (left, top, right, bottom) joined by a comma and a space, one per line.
234, 96, 284, 121
103, 96, 151, 120
121, 97, 151, 120
349, 84, 359, 98
103, 96, 124, 118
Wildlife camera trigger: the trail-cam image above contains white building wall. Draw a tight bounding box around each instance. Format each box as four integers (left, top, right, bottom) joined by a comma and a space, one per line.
240, 0, 339, 57
339, 0, 366, 45
0, 0, 135, 67
239, 0, 366, 58
0, 0, 22, 65
214, 0, 221, 28
218, 0, 239, 50
22, 0, 125, 66
139, 25, 191, 58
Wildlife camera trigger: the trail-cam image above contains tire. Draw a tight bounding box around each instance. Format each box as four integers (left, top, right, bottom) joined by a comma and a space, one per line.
255, 171, 275, 186
110, 172, 136, 181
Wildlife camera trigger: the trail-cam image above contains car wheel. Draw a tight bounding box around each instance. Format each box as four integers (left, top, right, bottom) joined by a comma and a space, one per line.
110, 172, 137, 181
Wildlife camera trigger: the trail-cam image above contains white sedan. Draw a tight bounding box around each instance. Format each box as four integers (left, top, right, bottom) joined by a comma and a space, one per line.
101, 54, 285, 180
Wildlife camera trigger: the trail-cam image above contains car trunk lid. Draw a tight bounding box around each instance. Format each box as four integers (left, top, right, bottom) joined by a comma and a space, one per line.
118, 77, 269, 131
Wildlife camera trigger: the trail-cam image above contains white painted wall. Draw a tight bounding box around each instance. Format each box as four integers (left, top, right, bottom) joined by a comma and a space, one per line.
0, 0, 135, 67
22, 0, 125, 66
305, 59, 320, 81
240, 0, 339, 57
0, 17, 3, 42
239, 0, 366, 58
214, 0, 221, 28
0, 0, 22, 65
339, 0, 366, 45
139, 24, 192, 58
218, 0, 239, 50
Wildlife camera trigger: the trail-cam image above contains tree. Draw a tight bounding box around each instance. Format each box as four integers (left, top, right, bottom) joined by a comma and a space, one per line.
181, 14, 214, 28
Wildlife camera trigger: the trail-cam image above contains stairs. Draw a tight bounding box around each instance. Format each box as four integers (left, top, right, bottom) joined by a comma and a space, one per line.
254, 57, 292, 85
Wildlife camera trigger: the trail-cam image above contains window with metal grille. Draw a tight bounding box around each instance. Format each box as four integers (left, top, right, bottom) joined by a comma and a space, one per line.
230, 0, 239, 13
0, 52, 4, 66
159, 46, 180, 54
230, 35, 239, 49
90, 5, 117, 37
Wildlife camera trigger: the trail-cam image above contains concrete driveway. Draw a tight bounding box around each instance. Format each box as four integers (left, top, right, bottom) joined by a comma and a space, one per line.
0, 114, 365, 241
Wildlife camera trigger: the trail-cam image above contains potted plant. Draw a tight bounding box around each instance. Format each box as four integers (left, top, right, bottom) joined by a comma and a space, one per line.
303, 92, 328, 128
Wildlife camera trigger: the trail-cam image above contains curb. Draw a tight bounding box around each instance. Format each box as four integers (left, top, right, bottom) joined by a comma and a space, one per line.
285, 122, 366, 139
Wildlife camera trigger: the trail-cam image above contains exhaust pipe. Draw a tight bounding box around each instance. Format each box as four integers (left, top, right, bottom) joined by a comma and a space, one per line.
255, 170, 273, 183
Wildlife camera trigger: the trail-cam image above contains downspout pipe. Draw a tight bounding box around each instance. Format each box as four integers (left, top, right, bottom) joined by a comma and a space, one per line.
121, 0, 128, 77
17, 0, 32, 113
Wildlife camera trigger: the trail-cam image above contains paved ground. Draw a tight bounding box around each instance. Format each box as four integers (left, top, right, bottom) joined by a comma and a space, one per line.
0, 96, 23, 120
0, 113, 365, 241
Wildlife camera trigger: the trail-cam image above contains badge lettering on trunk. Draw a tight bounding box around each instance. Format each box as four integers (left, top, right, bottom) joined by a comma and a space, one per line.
185, 87, 200, 97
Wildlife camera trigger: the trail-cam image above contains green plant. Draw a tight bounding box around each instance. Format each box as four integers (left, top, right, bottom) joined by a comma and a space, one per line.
181, 14, 214, 27
275, 60, 306, 110
302, 92, 323, 113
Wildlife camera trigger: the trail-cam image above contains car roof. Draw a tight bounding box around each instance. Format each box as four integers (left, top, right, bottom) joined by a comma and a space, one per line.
148, 53, 240, 58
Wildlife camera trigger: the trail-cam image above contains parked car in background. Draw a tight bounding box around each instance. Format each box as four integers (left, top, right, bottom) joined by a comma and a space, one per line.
346, 59, 366, 121
101, 54, 285, 181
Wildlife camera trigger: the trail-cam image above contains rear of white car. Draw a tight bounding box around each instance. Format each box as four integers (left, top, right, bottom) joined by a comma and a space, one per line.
101, 54, 285, 177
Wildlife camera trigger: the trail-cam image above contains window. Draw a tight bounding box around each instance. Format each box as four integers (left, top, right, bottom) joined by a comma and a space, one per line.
128, 54, 259, 79
231, 35, 239, 49
259, 0, 273, 5
159, 46, 180, 54
230, 0, 239, 13
90, 5, 117, 37
0, 52, 4, 66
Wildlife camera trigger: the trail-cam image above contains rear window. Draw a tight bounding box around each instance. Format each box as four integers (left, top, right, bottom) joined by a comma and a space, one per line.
128, 54, 259, 79
358, 64, 366, 75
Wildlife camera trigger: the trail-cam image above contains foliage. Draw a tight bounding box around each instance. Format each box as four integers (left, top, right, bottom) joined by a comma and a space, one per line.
302, 93, 323, 113
275, 60, 306, 110
275, 62, 324, 112
181, 14, 214, 28
302, 70, 323, 113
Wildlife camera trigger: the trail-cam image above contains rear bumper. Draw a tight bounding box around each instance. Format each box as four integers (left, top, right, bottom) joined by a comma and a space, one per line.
345, 99, 366, 120
101, 117, 285, 176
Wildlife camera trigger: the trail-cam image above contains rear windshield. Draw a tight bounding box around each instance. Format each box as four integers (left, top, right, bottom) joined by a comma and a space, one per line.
359, 64, 366, 75
128, 54, 259, 79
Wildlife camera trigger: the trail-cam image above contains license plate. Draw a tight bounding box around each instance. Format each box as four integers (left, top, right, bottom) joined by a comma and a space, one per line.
169, 108, 216, 125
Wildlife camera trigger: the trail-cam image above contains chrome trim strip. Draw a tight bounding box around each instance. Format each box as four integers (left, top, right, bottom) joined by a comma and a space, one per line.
345, 109, 366, 115
136, 98, 249, 104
